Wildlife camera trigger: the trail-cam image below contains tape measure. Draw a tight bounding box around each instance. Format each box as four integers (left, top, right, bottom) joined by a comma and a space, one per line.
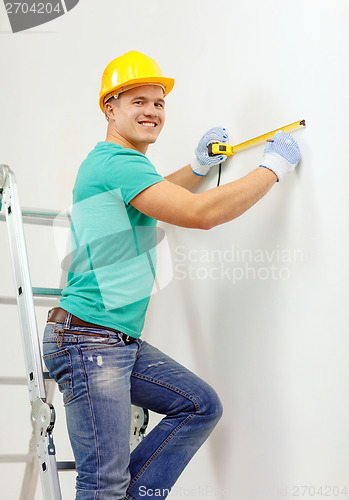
208, 119, 306, 157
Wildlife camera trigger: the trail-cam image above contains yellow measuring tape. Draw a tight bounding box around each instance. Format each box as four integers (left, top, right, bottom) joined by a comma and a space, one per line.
208, 119, 306, 156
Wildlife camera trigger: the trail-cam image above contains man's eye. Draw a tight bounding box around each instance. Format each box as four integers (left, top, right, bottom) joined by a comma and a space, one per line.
155, 103, 164, 109
134, 101, 143, 105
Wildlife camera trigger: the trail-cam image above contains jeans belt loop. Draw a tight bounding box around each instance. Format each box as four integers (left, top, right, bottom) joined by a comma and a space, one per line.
64, 312, 72, 330
56, 311, 72, 347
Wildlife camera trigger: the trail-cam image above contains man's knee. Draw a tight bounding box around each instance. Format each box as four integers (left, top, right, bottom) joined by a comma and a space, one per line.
199, 384, 223, 425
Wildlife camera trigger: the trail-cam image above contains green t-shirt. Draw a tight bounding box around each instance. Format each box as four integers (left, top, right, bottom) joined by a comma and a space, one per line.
59, 141, 165, 338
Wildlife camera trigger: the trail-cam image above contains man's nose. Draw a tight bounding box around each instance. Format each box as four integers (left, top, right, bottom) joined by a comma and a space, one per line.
143, 103, 158, 116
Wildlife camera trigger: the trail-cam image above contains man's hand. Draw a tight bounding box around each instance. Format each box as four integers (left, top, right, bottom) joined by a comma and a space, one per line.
259, 131, 301, 181
190, 126, 229, 177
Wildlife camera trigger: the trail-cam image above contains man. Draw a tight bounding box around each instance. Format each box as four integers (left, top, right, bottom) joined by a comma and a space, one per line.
43, 51, 301, 499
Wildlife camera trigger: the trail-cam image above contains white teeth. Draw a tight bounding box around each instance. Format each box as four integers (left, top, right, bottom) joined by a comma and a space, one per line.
140, 122, 156, 127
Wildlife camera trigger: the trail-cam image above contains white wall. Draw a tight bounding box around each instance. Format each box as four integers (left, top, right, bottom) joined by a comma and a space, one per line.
1, 0, 349, 498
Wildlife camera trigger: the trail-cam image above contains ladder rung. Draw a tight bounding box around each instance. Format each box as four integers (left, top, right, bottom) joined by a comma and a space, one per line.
32, 287, 63, 297
22, 209, 64, 219
0, 374, 52, 385
0, 456, 76, 469
0, 208, 69, 226
0, 376, 27, 385
0, 454, 31, 463
0, 296, 61, 306
0, 209, 63, 219
56, 461, 76, 471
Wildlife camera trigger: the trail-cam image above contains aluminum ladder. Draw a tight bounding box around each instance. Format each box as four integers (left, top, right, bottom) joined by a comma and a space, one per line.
0, 164, 148, 499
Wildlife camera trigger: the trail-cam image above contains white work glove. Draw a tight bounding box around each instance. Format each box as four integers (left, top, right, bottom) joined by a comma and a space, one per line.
259, 131, 301, 181
191, 127, 228, 176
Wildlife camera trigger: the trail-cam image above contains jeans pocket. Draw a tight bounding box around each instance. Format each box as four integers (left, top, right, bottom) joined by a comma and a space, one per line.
43, 347, 73, 405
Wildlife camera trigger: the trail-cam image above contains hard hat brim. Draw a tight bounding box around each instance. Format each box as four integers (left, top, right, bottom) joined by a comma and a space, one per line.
99, 77, 175, 112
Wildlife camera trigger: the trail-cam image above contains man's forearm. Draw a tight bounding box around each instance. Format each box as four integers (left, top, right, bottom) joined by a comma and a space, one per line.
165, 164, 204, 191
130, 166, 277, 229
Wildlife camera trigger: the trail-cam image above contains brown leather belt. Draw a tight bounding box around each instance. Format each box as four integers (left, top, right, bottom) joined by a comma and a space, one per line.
47, 307, 136, 344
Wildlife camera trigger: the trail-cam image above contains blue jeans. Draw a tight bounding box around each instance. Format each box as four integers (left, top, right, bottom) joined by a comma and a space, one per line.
42, 316, 223, 500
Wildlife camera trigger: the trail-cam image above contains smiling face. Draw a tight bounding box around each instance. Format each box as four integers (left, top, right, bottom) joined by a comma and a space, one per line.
105, 85, 166, 154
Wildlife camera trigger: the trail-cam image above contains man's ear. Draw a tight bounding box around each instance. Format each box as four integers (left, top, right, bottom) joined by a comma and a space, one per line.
105, 102, 114, 121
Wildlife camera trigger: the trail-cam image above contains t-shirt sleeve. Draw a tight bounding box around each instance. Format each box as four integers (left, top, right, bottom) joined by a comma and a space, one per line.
103, 150, 165, 205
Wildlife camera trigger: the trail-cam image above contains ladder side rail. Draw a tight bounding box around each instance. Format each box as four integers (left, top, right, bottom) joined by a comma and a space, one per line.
1, 166, 46, 401
19, 433, 39, 500
19, 378, 58, 500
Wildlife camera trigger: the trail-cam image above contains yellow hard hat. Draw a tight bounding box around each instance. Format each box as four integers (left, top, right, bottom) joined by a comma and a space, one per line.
99, 51, 175, 112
